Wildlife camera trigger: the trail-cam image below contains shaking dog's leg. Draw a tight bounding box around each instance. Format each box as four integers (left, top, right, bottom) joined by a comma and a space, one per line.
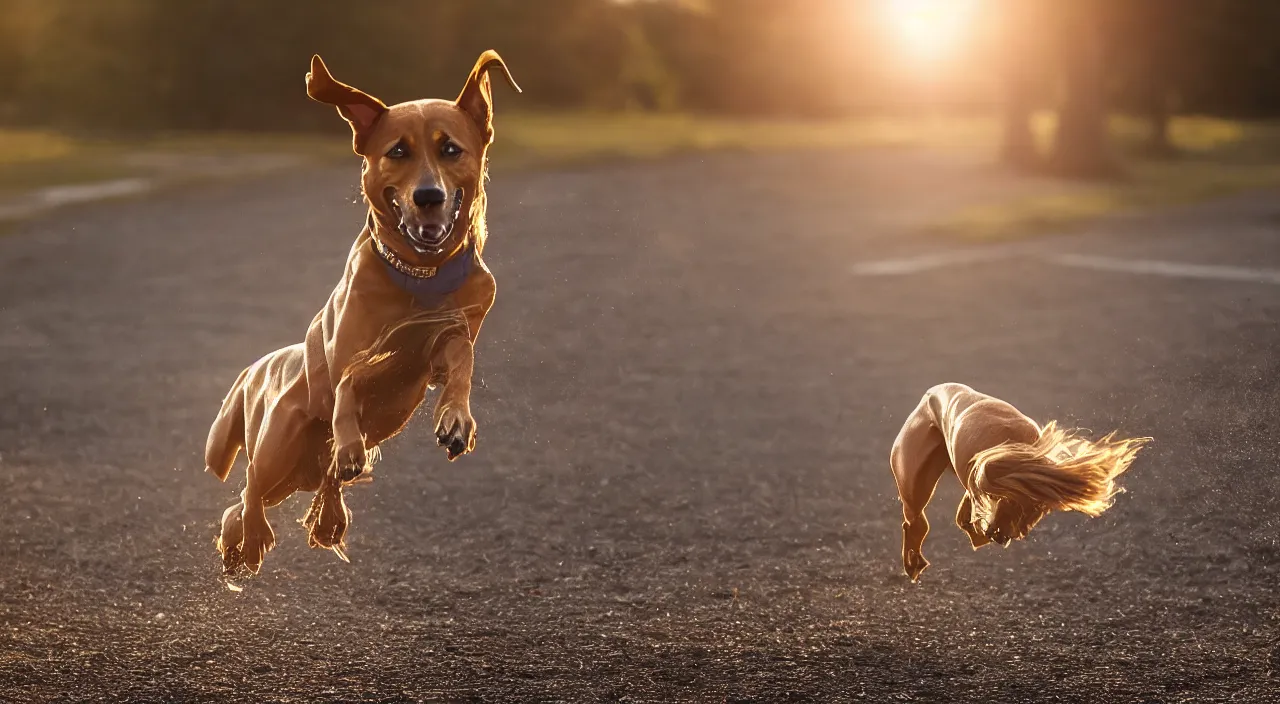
431, 334, 477, 461
891, 395, 953, 582
955, 493, 991, 549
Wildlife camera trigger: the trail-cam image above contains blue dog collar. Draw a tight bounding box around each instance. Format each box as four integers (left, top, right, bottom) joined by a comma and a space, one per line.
372, 234, 476, 309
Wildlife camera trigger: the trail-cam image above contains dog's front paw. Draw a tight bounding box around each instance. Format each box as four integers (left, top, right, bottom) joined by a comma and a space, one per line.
334, 442, 368, 483
435, 406, 476, 460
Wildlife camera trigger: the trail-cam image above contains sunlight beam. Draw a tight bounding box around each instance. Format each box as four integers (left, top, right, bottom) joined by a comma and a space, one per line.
880, 0, 979, 62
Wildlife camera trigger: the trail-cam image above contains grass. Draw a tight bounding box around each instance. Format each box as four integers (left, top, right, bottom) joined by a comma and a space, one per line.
0, 113, 992, 196
937, 162, 1280, 241
0, 129, 350, 195
0, 130, 144, 192
489, 112, 991, 168
932, 114, 1280, 241
2, 112, 1278, 233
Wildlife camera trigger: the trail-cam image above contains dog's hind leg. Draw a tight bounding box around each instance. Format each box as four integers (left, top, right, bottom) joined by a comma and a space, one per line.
216, 502, 246, 574
205, 368, 248, 482
955, 493, 991, 549
215, 456, 316, 577
238, 394, 312, 574
238, 476, 277, 574
891, 396, 953, 582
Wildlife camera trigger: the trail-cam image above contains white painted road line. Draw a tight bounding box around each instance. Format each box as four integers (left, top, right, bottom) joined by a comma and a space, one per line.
849, 247, 1021, 276
0, 177, 154, 221
851, 248, 1280, 286
1045, 253, 1280, 286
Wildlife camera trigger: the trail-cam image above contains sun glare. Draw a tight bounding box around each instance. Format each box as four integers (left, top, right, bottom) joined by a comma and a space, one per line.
881, 0, 978, 61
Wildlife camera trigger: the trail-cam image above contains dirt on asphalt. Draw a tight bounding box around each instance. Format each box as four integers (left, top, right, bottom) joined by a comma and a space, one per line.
1, 149, 1279, 702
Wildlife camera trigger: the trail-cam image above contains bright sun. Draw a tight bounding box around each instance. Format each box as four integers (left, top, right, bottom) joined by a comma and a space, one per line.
881, 0, 979, 61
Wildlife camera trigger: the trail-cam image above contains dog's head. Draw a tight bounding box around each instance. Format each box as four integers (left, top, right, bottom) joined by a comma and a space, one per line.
976, 496, 1049, 547
306, 51, 520, 258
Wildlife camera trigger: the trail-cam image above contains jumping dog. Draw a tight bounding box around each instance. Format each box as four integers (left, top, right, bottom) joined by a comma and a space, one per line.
204, 51, 520, 575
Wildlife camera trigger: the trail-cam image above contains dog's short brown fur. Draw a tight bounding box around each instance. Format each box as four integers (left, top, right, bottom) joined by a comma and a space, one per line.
891, 383, 1151, 582
204, 52, 520, 575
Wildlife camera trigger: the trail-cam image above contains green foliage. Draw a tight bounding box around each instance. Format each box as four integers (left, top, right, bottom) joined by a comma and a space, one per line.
0, 0, 696, 132
0, 0, 1277, 133
931, 115, 1280, 240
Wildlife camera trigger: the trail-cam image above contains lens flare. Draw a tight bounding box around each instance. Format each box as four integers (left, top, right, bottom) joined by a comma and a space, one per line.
881, 0, 978, 61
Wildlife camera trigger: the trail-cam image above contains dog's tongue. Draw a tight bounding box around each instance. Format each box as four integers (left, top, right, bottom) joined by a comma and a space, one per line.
416, 224, 447, 242
399, 188, 464, 252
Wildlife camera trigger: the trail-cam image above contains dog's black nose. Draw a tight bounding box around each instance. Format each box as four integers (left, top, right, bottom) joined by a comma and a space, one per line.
412, 186, 447, 208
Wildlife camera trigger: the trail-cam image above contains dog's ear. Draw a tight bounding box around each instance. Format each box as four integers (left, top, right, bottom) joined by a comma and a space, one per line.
456, 50, 521, 145
306, 55, 388, 155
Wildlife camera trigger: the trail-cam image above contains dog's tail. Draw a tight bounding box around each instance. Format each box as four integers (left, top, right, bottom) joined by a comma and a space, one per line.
205, 367, 249, 482
971, 421, 1151, 517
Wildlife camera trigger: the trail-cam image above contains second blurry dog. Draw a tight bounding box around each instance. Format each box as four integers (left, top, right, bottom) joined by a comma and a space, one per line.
890, 383, 1151, 582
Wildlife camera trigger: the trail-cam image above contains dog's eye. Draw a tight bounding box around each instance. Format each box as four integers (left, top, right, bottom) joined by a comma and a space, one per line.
440, 140, 463, 159
385, 142, 408, 159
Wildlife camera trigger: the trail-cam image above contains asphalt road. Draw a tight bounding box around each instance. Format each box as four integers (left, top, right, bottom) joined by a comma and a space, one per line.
2, 150, 1279, 702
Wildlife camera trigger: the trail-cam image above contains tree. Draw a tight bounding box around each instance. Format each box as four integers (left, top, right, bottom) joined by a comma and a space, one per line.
1109, 0, 1196, 158
996, 0, 1040, 170
1049, 0, 1118, 178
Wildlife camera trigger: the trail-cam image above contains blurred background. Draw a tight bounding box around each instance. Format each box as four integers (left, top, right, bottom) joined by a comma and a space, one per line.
2, 0, 1279, 231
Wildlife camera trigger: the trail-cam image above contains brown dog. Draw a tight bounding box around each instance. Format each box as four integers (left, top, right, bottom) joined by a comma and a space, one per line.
204, 51, 520, 575
891, 383, 1150, 582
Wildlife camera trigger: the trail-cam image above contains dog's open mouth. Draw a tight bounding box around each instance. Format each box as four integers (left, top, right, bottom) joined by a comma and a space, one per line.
391, 187, 464, 254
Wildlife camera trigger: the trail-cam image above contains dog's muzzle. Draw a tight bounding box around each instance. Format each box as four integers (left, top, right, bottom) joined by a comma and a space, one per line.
979, 520, 1012, 547
397, 188, 464, 254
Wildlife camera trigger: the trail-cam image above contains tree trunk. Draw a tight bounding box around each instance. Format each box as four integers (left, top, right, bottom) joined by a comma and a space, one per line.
1147, 86, 1176, 157
1000, 66, 1038, 170
998, 0, 1038, 170
1050, 0, 1119, 178
1142, 28, 1179, 159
